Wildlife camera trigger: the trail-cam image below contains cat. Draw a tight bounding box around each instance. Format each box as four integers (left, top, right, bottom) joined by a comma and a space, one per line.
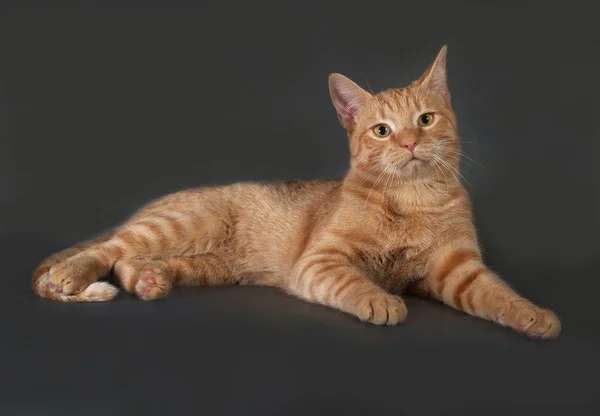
31, 46, 561, 340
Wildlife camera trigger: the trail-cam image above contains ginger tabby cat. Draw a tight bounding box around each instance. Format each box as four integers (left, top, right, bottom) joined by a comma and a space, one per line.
32, 46, 561, 340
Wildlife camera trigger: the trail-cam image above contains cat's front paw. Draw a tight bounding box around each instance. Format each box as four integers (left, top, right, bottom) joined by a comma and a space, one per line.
518, 308, 561, 340
135, 266, 172, 301
355, 293, 408, 326
500, 301, 561, 340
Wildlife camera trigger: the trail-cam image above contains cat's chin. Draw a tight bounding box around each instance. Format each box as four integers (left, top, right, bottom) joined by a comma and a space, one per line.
391, 158, 427, 178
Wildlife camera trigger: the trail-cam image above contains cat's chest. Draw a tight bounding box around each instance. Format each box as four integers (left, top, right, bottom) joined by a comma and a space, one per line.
358, 214, 438, 283
381, 212, 438, 252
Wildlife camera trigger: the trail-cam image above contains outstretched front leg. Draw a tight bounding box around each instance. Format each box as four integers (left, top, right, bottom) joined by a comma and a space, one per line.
290, 245, 407, 325
409, 245, 561, 340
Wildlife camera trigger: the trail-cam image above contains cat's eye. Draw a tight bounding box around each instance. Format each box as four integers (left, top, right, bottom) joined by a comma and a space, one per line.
373, 124, 391, 138
418, 113, 434, 126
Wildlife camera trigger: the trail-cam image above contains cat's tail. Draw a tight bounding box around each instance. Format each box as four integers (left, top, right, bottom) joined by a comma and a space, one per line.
31, 232, 119, 302
34, 279, 119, 302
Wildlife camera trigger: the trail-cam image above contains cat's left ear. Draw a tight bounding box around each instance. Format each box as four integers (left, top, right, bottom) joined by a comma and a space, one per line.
328, 73, 372, 131
417, 45, 450, 102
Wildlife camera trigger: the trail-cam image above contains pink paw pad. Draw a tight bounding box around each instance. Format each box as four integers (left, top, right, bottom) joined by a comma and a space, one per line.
133, 265, 171, 300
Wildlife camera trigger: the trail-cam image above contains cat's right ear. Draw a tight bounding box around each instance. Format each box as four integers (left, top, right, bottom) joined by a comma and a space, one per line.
328, 73, 372, 131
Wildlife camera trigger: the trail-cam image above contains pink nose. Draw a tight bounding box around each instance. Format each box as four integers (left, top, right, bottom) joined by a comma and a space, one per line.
395, 129, 419, 153
399, 139, 417, 153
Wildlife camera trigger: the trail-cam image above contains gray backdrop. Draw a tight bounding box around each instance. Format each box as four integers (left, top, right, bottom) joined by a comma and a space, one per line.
1, 1, 598, 415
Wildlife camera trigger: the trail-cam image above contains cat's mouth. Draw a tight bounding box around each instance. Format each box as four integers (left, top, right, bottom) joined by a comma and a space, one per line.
392, 155, 431, 176
403, 156, 423, 167
386, 155, 427, 175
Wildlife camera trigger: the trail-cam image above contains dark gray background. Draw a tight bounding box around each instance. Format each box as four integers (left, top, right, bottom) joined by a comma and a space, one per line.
1, 1, 599, 415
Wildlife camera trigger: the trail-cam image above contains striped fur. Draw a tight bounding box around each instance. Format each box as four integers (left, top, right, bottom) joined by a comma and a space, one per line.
31, 46, 560, 339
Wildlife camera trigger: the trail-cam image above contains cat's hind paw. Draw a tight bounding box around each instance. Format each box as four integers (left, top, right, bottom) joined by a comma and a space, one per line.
36, 271, 118, 302
135, 266, 172, 301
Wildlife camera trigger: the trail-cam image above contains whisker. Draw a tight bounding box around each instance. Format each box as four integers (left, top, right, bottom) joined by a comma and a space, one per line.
364, 166, 388, 208
430, 157, 449, 191
437, 156, 471, 186
382, 165, 395, 204
362, 77, 385, 108
440, 147, 486, 170
431, 154, 460, 185
358, 162, 383, 186
431, 155, 454, 185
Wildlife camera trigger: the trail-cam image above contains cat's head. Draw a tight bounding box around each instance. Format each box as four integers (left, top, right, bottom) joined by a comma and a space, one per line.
329, 46, 459, 182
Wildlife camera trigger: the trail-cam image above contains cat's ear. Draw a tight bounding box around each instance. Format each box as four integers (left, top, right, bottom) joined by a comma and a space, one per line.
417, 45, 450, 102
328, 73, 372, 130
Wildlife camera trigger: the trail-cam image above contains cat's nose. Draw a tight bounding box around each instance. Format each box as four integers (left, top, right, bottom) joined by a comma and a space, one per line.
401, 141, 417, 153
395, 129, 419, 153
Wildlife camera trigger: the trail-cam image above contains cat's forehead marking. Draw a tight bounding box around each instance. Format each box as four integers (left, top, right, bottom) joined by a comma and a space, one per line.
371, 88, 423, 119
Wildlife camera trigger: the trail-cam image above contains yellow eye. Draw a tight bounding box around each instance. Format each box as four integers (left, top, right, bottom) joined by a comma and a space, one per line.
418, 113, 434, 126
373, 124, 391, 138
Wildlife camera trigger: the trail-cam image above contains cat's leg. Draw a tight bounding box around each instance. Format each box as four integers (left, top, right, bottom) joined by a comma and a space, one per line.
289, 247, 407, 325
113, 259, 174, 301
32, 232, 119, 302
31, 232, 113, 285
33, 192, 234, 302
409, 246, 561, 339
113, 253, 236, 301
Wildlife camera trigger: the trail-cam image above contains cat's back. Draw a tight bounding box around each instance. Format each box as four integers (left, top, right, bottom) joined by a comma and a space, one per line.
234, 179, 341, 228
266, 179, 341, 206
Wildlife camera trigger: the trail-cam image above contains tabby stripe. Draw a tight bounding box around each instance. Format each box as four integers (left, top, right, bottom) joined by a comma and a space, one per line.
316, 269, 346, 303
307, 263, 342, 299
117, 221, 165, 252
453, 268, 484, 310
331, 275, 362, 301
435, 197, 463, 215
352, 136, 363, 157
153, 213, 187, 240
95, 249, 113, 264
89, 242, 123, 262
135, 220, 167, 250
314, 247, 355, 262
343, 186, 373, 201
297, 248, 353, 277
110, 244, 125, 258
464, 288, 476, 314
436, 249, 479, 294
328, 230, 378, 248
294, 203, 319, 264
115, 230, 144, 252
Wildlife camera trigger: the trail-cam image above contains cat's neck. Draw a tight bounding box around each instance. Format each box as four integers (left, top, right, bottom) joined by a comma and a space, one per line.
342, 168, 463, 213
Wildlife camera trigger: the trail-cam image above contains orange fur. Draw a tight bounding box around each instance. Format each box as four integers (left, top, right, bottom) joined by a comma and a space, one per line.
32, 46, 560, 339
